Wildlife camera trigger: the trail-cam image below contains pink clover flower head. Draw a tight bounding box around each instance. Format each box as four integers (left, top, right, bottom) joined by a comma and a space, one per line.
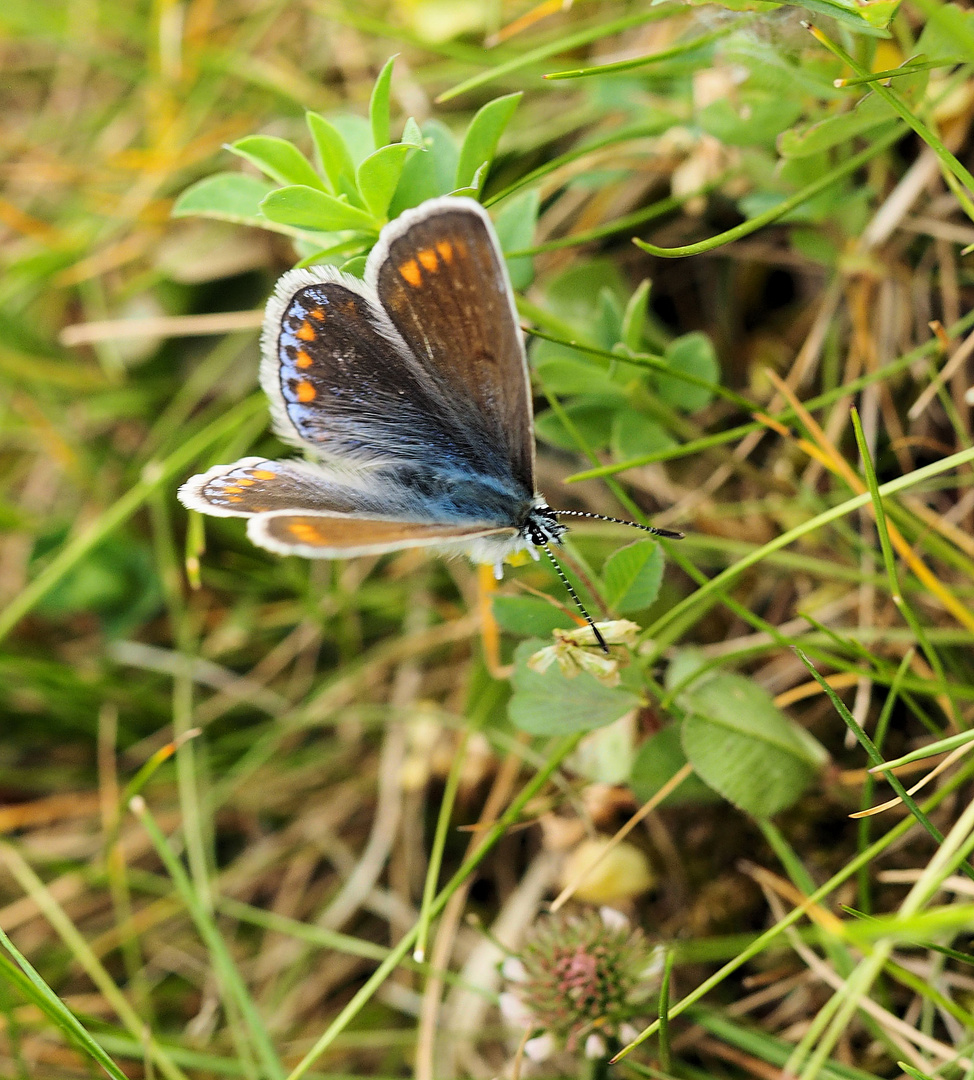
500, 909, 658, 1056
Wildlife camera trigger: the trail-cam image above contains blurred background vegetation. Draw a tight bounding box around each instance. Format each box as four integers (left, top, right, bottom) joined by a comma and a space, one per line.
2, 0, 974, 1077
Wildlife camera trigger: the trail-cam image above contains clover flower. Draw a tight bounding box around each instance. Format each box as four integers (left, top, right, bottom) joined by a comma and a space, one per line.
500, 908, 661, 1061
527, 621, 641, 687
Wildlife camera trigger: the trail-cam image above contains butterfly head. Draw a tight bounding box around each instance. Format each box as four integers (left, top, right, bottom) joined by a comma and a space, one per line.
523, 501, 568, 549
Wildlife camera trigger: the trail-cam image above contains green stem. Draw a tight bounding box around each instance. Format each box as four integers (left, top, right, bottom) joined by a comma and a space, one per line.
634, 125, 901, 257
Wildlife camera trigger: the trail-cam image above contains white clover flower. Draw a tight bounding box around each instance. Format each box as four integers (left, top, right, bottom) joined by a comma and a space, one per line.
527, 620, 641, 686
619, 1022, 642, 1045
499, 990, 534, 1028
501, 956, 528, 983
585, 1033, 607, 1059
598, 906, 630, 932
557, 621, 641, 647
524, 1032, 557, 1062
639, 944, 667, 982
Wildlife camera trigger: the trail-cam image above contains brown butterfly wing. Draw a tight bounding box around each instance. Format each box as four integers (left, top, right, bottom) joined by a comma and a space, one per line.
370, 198, 535, 496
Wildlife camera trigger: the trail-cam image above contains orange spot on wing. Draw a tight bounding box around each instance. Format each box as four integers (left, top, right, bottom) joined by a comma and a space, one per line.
235, 478, 255, 486
226, 495, 243, 503
309, 307, 326, 320
417, 248, 438, 272
249, 469, 277, 480
295, 349, 313, 369
399, 259, 422, 287
296, 321, 316, 341
295, 380, 317, 402
436, 240, 454, 264
221, 485, 242, 494
291, 521, 324, 542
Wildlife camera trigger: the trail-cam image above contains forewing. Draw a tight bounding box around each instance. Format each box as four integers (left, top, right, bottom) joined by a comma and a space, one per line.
369, 197, 535, 495
248, 512, 516, 559
260, 262, 527, 495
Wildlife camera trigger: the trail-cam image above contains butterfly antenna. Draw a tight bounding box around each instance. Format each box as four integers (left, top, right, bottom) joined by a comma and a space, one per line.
552, 509, 684, 540
535, 537, 609, 654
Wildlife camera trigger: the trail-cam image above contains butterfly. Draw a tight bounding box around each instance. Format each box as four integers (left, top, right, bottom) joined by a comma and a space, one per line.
178, 196, 681, 650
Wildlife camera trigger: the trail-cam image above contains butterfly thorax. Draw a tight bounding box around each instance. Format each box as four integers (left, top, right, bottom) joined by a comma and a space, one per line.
388, 462, 536, 528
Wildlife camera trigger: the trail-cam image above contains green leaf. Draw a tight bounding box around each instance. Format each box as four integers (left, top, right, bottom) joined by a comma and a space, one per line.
492, 595, 576, 637
530, 335, 586, 367
172, 172, 274, 225
340, 255, 367, 277
739, 144, 875, 227
291, 236, 366, 268
534, 359, 625, 398
594, 286, 625, 350
357, 142, 418, 220
306, 111, 357, 194
451, 161, 489, 199
228, 135, 325, 190
687, 0, 780, 10
916, 4, 974, 57
658, 332, 719, 412
543, 259, 628, 334
700, 92, 804, 149
492, 189, 539, 290
898, 1063, 937, 1080
779, 94, 892, 157
875, 730, 974, 772
533, 400, 616, 452
260, 186, 378, 233
680, 673, 828, 818
569, 713, 637, 785
455, 92, 522, 191
33, 532, 162, 638
401, 116, 424, 147
370, 55, 398, 150
746, 0, 895, 32
790, 227, 841, 267
0, 0, 68, 34
328, 114, 375, 170
508, 641, 641, 735
610, 411, 674, 463
621, 279, 652, 352
630, 725, 719, 806
389, 119, 459, 214
602, 539, 664, 613
664, 647, 710, 692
